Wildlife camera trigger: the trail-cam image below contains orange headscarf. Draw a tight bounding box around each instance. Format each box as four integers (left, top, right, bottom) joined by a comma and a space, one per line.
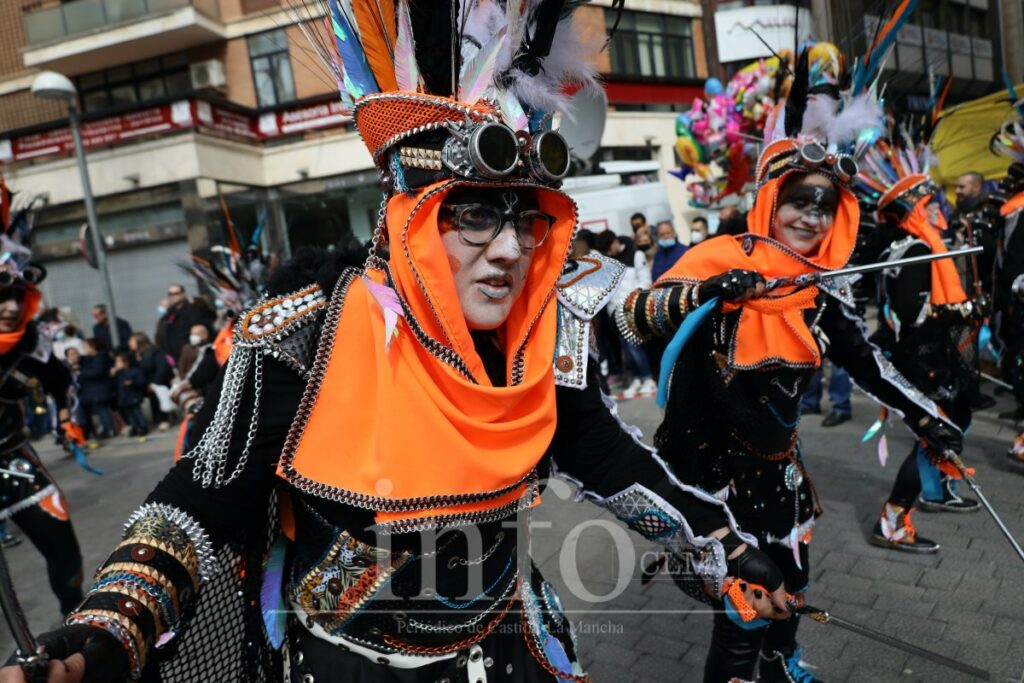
280, 180, 576, 527
0, 286, 41, 355
1002, 190, 1024, 218
657, 173, 859, 368
896, 195, 967, 306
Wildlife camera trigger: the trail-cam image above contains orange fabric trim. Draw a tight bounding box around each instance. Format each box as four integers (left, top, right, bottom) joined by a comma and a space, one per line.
0, 287, 40, 355
281, 181, 576, 524
1002, 191, 1024, 218
657, 175, 859, 367
898, 196, 967, 306
213, 324, 233, 366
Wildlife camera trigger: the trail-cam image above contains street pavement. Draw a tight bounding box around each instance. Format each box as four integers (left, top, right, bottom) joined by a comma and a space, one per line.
0, 385, 1022, 681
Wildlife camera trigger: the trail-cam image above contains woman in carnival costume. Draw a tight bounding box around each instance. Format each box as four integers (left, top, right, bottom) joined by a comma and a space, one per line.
0, 181, 85, 616
0, 3, 795, 682
854, 109, 983, 555
616, 45, 964, 682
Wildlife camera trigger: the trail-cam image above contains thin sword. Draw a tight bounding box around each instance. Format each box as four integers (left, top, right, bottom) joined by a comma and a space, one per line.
0, 545, 47, 682
948, 453, 1024, 564
976, 370, 1013, 391
764, 246, 984, 292
797, 603, 991, 680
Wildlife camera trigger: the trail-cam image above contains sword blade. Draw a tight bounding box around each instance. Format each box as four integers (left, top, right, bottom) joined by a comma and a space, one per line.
765, 246, 984, 292
977, 370, 1014, 391
953, 460, 1024, 565
0, 545, 47, 682
798, 604, 991, 680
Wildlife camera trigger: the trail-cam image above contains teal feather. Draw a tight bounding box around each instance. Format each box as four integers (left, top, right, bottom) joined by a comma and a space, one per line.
260, 537, 288, 649
327, 0, 379, 98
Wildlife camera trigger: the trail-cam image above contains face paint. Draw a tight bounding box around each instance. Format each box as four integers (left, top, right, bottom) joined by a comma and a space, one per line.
772, 174, 839, 255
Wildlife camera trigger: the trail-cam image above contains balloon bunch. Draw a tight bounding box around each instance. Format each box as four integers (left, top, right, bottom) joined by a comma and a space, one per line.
671, 56, 787, 208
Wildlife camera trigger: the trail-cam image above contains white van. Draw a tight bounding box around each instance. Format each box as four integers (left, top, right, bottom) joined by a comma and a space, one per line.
562, 161, 673, 237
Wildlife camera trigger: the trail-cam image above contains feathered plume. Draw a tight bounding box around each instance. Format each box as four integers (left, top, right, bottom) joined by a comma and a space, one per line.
409, 0, 455, 96
394, 0, 421, 91
852, 0, 918, 95
458, 26, 506, 103
784, 49, 809, 137
827, 94, 883, 148
353, 0, 398, 91
0, 175, 10, 236
325, 0, 380, 98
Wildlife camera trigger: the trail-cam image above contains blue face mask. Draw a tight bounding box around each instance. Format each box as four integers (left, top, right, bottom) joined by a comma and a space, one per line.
657, 238, 677, 249
157, 306, 167, 316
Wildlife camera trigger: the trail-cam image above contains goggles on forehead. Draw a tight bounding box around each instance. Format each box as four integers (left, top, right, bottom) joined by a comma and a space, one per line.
438, 122, 572, 184
796, 142, 859, 184
0, 264, 45, 288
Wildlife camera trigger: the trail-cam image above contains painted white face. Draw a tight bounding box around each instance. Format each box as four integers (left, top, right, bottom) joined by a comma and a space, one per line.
0, 291, 24, 333
772, 174, 838, 256
439, 189, 539, 330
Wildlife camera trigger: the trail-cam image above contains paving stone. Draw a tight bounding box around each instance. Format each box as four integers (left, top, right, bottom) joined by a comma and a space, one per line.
916, 567, 964, 591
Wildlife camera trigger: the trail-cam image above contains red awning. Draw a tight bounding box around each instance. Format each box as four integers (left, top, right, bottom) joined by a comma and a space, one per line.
604, 81, 704, 106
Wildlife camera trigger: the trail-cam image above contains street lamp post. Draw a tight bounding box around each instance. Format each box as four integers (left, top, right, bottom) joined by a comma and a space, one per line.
31, 71, 121, 350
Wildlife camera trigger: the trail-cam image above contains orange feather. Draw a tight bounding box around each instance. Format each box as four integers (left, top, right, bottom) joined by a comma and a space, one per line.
354, 0, 398, 92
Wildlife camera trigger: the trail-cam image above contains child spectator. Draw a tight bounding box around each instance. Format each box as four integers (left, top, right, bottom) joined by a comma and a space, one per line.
113, 351, 149, 437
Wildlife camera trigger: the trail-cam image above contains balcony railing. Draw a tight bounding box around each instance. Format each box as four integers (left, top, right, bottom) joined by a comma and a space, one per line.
23, 0, 221, 46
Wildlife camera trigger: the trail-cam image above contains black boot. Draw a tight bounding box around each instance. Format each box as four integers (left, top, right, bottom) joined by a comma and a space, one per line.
703, 610, 766, 683
870, 502, 939, 553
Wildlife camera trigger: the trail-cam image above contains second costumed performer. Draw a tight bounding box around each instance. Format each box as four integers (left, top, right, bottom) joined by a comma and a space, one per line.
617, 54, 965, 683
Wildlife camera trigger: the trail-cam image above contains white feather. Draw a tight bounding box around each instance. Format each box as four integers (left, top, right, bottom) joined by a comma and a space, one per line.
801, 95, 838, 140
508, 17, 601, 117
826, 94, 883, 147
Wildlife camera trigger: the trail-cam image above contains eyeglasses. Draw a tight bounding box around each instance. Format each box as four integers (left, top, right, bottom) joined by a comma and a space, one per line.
168, 290, 184, 296
441, 202, 555, 251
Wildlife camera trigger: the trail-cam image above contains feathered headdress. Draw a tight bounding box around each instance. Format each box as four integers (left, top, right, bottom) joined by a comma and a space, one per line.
289, 0, 604, 194
753, 0, 918, 192
0, 174, 46, 287
180, 193, 267, 313
855, 74, 949, 219
992, 112, 1024, 164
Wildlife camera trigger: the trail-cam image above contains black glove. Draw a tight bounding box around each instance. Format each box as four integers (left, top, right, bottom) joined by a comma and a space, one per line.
6, 624, 130, 683
917, 416, 963, 455
724, 538, 783, 594
697, 269, 766, 305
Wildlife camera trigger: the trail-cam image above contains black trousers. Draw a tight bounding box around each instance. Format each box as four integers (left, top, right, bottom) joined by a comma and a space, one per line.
9, 503, 83, 615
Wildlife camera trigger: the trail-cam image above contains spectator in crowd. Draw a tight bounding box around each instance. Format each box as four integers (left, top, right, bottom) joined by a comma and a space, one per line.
154, 297, 171, 353
160, 284, 215, 361
630, 212, 649, 235
596, 229, 636, 267
690, 216, 710, 245
651, 221, 687, 281
572, 228, 597, 258
91, 303, 132, 353
177, 324, 212, 380
801, 362, 853, 427
77, 339, 116, 439
52, 324, 88, 361
112, 351, 149, 437
129, 332, 173, 431
633, 224, 654, 288
718, 206, 748, 236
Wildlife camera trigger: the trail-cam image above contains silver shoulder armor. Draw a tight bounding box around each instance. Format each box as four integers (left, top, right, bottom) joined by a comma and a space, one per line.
236, 284, 328, 376
553, 254, 626, 389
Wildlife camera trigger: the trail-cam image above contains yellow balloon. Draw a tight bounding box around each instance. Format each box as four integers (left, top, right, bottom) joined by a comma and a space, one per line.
675, 133, 704, 167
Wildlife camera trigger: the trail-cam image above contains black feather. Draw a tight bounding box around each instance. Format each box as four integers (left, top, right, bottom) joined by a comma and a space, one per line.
409, 0, 454, 96
784, 49, 810, 137
515, 0, 567, 76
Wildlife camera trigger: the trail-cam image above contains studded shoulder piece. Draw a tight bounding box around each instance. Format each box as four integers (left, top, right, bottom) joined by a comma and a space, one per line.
553, 254, 625, 389
237, 284, 328, 376
816, 273, 858, 309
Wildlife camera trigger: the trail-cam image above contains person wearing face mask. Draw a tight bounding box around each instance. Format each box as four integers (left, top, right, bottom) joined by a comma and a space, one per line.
651, 220, 688, 282
617, 71, 966, 680
633, 224, 655, 288
690, 216, 709, 245
4, 16, 791, 683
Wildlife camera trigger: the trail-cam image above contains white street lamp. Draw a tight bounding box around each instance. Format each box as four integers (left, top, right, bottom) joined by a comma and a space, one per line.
31, 70, 122, 350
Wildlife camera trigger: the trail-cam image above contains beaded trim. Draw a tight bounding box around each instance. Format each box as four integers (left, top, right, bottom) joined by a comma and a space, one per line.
239, 285, 327, 341
123, 503, 218, 582
0, 483, 56, 520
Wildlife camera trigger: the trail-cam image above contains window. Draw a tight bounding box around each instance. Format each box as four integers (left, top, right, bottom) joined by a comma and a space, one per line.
76, 54, 192, 113
606, 11, 696, 80
249, 29, 296, 107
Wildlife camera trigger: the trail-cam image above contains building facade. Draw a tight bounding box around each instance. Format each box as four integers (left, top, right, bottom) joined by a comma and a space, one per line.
1, 0, 707, 332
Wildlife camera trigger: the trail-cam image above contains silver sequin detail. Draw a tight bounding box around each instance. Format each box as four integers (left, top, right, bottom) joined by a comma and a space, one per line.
123, 502, 219, 582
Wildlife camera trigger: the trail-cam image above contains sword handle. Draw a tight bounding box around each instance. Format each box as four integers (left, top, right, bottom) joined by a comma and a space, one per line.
722, 578, 796, 621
